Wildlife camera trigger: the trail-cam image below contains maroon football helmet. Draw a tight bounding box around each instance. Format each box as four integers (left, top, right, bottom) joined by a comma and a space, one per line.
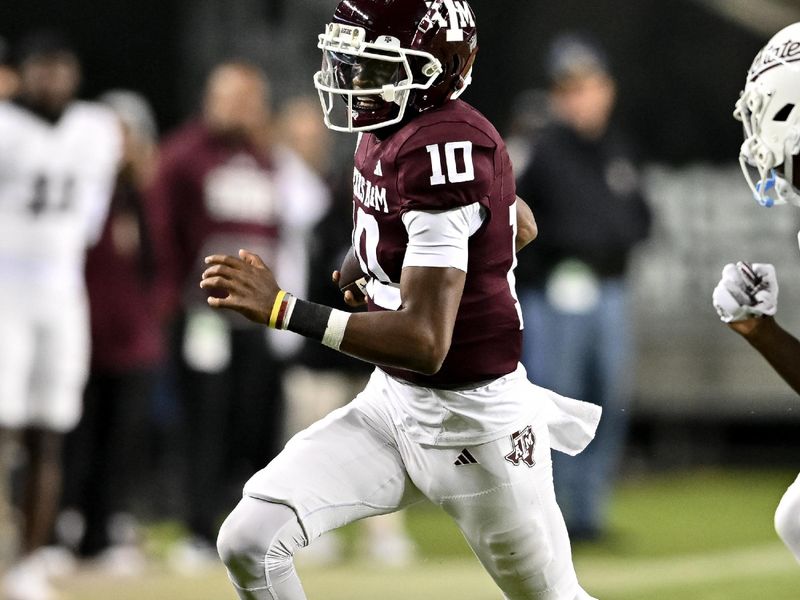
314, 0, 478, 132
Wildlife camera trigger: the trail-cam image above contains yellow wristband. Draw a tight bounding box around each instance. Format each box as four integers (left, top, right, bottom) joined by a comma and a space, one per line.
269, 290, 288, 329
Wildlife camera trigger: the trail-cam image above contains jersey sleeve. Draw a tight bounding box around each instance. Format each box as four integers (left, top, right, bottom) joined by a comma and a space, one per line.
401, 202, 485, 272
396, 122, 495, 214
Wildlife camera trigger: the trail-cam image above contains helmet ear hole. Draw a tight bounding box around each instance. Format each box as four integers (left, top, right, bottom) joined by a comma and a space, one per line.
773, 103, 795, 123
421, 60, 441, 78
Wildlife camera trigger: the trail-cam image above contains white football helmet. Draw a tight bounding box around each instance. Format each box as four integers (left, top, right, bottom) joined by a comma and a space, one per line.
734, 22, 800, 208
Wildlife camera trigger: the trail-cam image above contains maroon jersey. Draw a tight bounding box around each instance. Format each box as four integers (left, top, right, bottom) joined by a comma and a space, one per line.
352, 99, 522, 387
149, 121, 281, 322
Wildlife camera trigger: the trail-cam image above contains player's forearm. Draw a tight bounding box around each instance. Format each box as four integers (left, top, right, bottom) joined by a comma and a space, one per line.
339, 309, 450, 374
203, 255, 461, 375
277, 267, 462, 374
337, 265, 463, 374
276, 296, 450, 375
738, 317, 800, 395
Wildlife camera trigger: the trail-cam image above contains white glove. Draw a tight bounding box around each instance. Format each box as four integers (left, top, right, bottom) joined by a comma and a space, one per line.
712, 262, 778, 323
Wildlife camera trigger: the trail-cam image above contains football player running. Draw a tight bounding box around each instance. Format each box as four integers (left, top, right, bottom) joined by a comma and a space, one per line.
712, 22, 800, 563
205, 1, 600, 598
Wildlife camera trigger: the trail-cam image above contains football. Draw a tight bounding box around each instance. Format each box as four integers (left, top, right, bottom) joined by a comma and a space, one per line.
338, 248, 368, 301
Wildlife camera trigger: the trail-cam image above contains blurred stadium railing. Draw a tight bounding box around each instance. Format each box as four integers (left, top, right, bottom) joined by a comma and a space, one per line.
632, 164, 800, 419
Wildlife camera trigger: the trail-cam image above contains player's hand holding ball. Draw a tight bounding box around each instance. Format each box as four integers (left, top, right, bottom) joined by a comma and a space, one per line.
713, 262, 778, 333
332, 248, 369, 308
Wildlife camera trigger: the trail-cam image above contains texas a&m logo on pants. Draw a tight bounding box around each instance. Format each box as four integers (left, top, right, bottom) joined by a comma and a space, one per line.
504, 426, 536, 468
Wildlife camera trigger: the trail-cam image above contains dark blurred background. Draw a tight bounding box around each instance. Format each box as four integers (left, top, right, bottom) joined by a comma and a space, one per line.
0, 0, 775, 163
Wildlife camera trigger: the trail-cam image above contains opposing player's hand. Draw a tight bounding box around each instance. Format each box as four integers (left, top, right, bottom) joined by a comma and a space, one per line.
201, 249, 280, 324
712, 262, 778, 331
332, 270, 367, 307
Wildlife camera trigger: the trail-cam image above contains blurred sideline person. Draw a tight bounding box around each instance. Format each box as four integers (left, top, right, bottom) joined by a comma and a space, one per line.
0, 32, 121, 600
149, 62, 329, 570
0, 33, 18, 576
712, 22, 800, 563
208, 1, 601, 599
58, 90, 163, 572
276, 96, 334, 178
278, 96, 416, 566
0, 36, 19, 100
0, 41, 21, 573
503, 88, 552, 176
514, 33, 651, 541
0, 40, 17, 571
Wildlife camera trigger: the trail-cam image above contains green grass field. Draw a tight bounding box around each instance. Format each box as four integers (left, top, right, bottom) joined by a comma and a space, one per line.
56, 468, 800, 599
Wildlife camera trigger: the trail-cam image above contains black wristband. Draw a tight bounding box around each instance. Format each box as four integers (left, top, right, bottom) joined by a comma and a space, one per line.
286, 299, 333, 342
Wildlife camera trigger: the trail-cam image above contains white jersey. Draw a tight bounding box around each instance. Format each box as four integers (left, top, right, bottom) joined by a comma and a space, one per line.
0, 100, 121, 296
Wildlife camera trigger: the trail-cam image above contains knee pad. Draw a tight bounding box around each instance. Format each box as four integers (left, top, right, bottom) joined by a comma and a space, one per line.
481, 519, 557, 600
775, 479, 800, 561
481, 517, 590, 599
217, 497, 307, 588
217, 502, 264, 574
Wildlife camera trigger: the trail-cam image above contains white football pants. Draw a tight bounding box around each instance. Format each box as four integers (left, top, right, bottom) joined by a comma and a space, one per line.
0, 293, 89, 433
218, 375, 594, 600
775, 473, 800, 563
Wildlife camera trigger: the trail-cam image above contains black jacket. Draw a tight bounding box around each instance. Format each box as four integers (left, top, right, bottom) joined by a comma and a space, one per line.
515, 122, 651, 285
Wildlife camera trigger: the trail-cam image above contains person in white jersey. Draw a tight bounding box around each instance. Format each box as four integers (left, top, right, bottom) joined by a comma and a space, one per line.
0, 31, 121, 600
712, 22, 800, 565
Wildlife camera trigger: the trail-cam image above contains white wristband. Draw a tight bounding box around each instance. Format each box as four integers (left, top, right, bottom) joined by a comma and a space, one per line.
281, 295, 298, 330
321, 309, 351, 350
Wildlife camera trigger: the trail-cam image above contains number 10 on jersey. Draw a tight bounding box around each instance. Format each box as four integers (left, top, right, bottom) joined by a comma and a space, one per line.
426, 141, 475, 185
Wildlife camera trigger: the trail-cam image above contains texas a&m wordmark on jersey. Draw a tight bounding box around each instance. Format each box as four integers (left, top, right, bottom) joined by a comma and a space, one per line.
352, 99, 522, 387
0, 100, 121, 293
